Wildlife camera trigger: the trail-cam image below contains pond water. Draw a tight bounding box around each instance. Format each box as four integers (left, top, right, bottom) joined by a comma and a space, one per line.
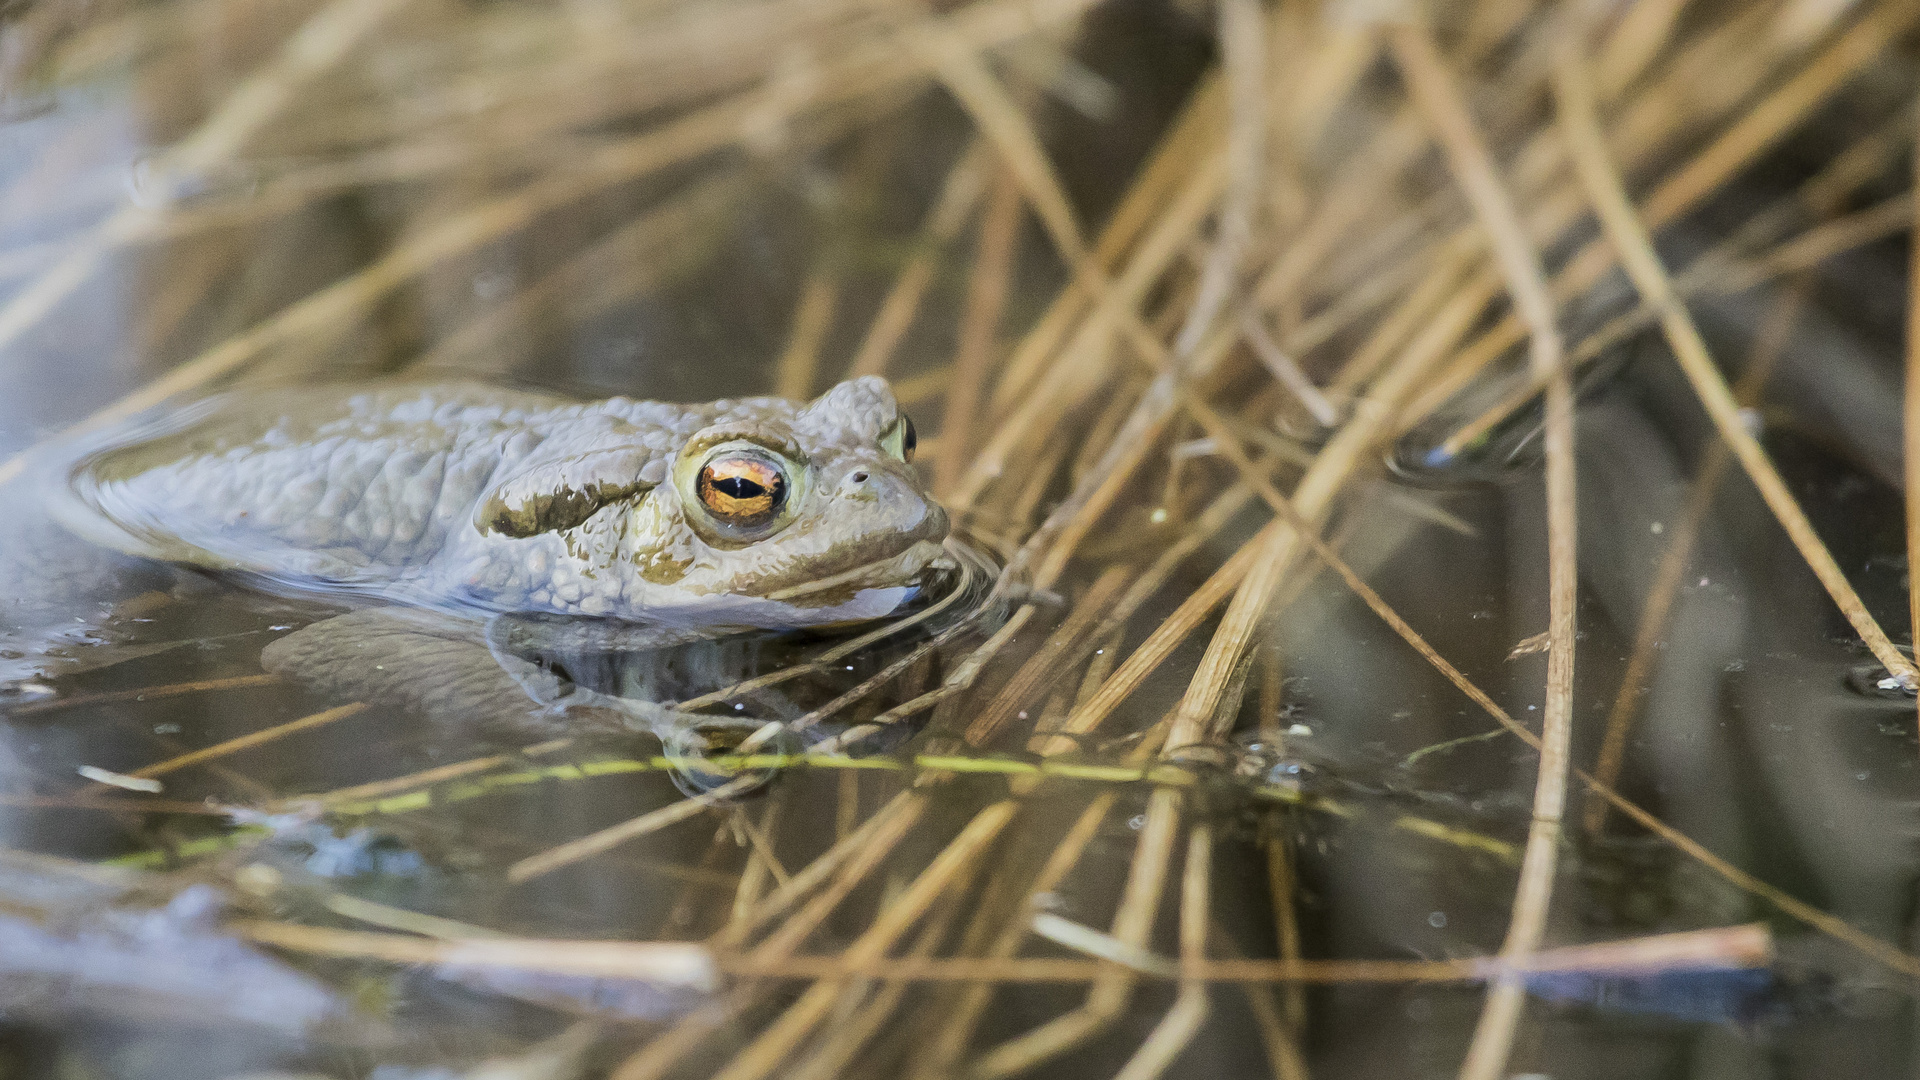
2, 0, 1920, 1078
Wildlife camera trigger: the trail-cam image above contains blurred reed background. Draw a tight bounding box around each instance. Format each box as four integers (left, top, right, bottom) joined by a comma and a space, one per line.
5, 0, 1920, 1077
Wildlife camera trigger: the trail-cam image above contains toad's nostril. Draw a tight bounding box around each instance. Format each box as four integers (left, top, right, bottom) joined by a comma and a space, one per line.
851, 471, 869, 484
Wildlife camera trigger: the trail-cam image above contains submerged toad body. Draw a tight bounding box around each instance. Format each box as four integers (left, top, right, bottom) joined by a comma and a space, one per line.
33, 378, 948, 728
59, 377, 944, 626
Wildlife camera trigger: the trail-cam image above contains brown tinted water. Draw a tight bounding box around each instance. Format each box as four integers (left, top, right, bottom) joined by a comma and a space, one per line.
3, 1, 1920, 1078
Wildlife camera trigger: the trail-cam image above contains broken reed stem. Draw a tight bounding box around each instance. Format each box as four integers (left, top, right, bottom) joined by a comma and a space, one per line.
1386, 26, 1577, 1080
1553, 44, 1917, 689
1584, 284, 1805, 835
936, 164, 1023, 496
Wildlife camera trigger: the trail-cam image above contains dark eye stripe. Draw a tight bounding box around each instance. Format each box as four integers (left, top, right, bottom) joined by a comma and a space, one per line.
715, 476, 768, 499
697, 455, 789, 529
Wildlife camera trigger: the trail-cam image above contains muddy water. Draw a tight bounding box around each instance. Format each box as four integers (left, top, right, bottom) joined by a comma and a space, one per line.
3, 1, 1920, 1078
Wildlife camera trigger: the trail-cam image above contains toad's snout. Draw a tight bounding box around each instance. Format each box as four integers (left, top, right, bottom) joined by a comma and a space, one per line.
838, 464, 947, 539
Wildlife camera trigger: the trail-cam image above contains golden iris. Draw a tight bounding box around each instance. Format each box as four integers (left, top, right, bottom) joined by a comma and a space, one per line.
697, 455, 787, 528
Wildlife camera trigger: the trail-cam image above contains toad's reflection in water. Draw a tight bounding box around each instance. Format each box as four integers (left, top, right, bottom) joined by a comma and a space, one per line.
8, 377, 992, 762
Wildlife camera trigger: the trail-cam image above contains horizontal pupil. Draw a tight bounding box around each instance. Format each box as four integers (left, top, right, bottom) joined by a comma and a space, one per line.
714, 476, 768, 500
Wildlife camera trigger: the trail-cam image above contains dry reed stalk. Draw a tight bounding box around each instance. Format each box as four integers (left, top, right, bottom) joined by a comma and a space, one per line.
716, 789, 923, 947
297, 0, 921, 155
1583, 285, 1805, 834
1252, 113, 1431, 321
0, 0, 412, 363
1173, 341, 1920, 990
1193, 400, 1920, 979
1006, 436, 1074, 527
613, 795, 934, 1080
934, 164, 1023, 495
294, 743, 574, 810
725, 818, 771, 922
5, 672, 279, 716
972, 786, 1181, 1078
719, 947, 1763, 981
908, 791, 1118, 1079
947, 122, 1228, 531
835, 770, 859, 841
1212, 920, 1307, 1080
84, 702, 368, 790
1173, 0, 1261, 358
411, 173, 751, 374
1261, 815, 1307, 1038
1109, 822, 1210, 1080
706, 801, 1015, 1080
985, 76, 1224, 416
319, 892, 509, 941
1397, 4, 1901, 433
774, 267, 843, 401
1594, 0, 1690, 96
1159, 275, 1479, 754
1050, 530, 1263, 750
0, 0, 1105, 493
1909, 111, 1920, 737
954, 141, 1225, 513
230, 919, 718, 987
963, 563, 1134, 747
1326, 232, 1479, 399
914, 25, 1086, 263
1437, 179, 1909, 461
782, 888, 969, 1080
1386, 25, 1577, 1080
844, 140, 987, 378
1554, 43, 1917, 688
0, 794, 229, 815
735, 800, 790, 892
1243, 313, 1338, 426
507, 775, 759, 883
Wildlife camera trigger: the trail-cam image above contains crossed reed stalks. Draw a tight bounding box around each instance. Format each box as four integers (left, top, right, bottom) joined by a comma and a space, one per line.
6, 0, 1920, 1077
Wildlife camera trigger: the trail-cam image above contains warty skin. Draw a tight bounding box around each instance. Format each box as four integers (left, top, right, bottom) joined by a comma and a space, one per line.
50, 376, 948, 633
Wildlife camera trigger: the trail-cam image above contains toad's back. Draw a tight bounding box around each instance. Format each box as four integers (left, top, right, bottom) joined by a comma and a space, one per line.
58, 383, 711, 583
45, 376, 944, 628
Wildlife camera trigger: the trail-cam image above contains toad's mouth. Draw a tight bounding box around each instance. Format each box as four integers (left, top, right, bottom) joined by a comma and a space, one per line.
755, 540, 946, 604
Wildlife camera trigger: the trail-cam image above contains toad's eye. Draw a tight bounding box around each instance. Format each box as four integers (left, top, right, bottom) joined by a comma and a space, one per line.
697, 455, 788, 528
881, 415, 917, 462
